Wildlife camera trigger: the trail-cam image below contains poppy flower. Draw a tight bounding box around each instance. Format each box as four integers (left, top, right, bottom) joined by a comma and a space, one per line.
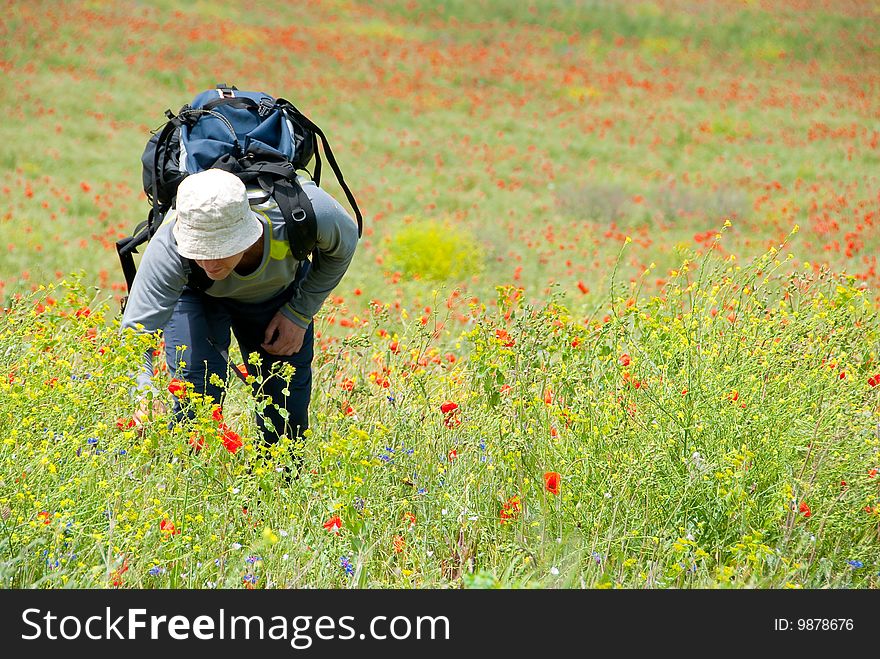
544, 471, 561, 495
403, 511, 416, 528
619, 354, 631, 367
219, 424, 243, 454
188, 434, 206, 452
323, 514, 343, 535
160, 519, 180, 535
116, 417, 136, 430
392, 535, 406, 553
168, 378, 187, 397
868, 374, 880, 388
37, 511, 51, 525
110, 557, 129, 587
440, 401, 461, 428
495, 329, 515, 347
499, 495, 522, 524
799, 501, 811, 518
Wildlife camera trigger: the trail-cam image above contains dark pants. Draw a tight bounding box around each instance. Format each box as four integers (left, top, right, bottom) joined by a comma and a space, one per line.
163, 279, 314, 451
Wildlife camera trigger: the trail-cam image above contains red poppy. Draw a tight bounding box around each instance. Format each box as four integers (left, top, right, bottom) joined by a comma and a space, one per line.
868, 374, 880, 388
392, 535, 406, 553
869, 468, 877, 478
441, 401, 461, 428
116, 417, 136, 430
160, 519, 180, 535
188, 434, 205, 452
544, 471, 561, 495
37, 511, 51, 525
212, 406, 223, 422
340, 378, 356, 391
323, 514, 343, 535
499, 495, 521, 524
168, 378, 187, 397
448, 448, 458, 461
619, 354, 631, 367
403, 511, 416, 528
110, 557, 129, 588
219, 424, 243, 454
495, 329, 515, 347
799, 501, 811, 518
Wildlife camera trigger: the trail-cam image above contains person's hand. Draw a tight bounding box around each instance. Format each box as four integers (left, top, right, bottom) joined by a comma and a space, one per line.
133, 397, 168, 435
262, 311, 307, 356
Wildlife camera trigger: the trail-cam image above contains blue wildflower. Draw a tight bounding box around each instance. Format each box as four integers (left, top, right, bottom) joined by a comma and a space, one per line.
148, 566, 163, 576
340, 556, 354, 577
87, 437, 98, 446
246, 555, 261, 565
847, 560, 864, 569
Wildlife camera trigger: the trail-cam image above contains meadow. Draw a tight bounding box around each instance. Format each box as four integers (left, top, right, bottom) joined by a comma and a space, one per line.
0, 0, 878, 589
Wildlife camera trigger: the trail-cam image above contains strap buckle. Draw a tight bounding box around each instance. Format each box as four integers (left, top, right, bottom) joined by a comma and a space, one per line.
257, 96, 276, 117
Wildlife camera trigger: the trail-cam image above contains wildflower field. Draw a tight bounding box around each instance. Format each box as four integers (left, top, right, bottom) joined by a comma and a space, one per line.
1, 0, 879, 589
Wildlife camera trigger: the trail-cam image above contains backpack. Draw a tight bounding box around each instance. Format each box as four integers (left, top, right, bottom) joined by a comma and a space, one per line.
116, 83, 362, 301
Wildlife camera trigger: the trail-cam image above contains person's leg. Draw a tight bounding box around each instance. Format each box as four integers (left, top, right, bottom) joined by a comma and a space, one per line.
232, 318, 314, 446
163, 289, 232, 421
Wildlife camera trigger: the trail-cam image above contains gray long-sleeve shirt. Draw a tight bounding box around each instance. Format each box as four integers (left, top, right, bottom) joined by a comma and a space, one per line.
121, 177, 358, 389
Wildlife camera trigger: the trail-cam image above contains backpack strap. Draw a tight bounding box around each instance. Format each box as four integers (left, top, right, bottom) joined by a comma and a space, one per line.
273, 178, 317, 262
276, 98, 363, 239
180, 256, 215, 292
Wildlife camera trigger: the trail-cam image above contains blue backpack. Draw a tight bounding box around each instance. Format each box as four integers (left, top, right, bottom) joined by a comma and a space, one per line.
117, 83, 362, 295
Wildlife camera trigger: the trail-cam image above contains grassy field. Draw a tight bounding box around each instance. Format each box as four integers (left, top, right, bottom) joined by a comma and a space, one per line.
0, 0, 878, 589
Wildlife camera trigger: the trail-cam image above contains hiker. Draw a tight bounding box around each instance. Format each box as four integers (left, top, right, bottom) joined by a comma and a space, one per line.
121, 167, 358, 465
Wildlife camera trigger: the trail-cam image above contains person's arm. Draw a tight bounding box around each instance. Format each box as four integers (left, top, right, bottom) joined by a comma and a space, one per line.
121, 221, 188, 393
279, 185, 359, 329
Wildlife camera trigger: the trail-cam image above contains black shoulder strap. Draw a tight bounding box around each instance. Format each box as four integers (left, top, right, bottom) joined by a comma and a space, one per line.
181, 256, 214, 292
276, 98, 363, 239
272, 178, 317, 262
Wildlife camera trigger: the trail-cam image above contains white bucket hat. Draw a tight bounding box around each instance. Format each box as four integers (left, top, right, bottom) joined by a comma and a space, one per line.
173, 169, 263, 260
